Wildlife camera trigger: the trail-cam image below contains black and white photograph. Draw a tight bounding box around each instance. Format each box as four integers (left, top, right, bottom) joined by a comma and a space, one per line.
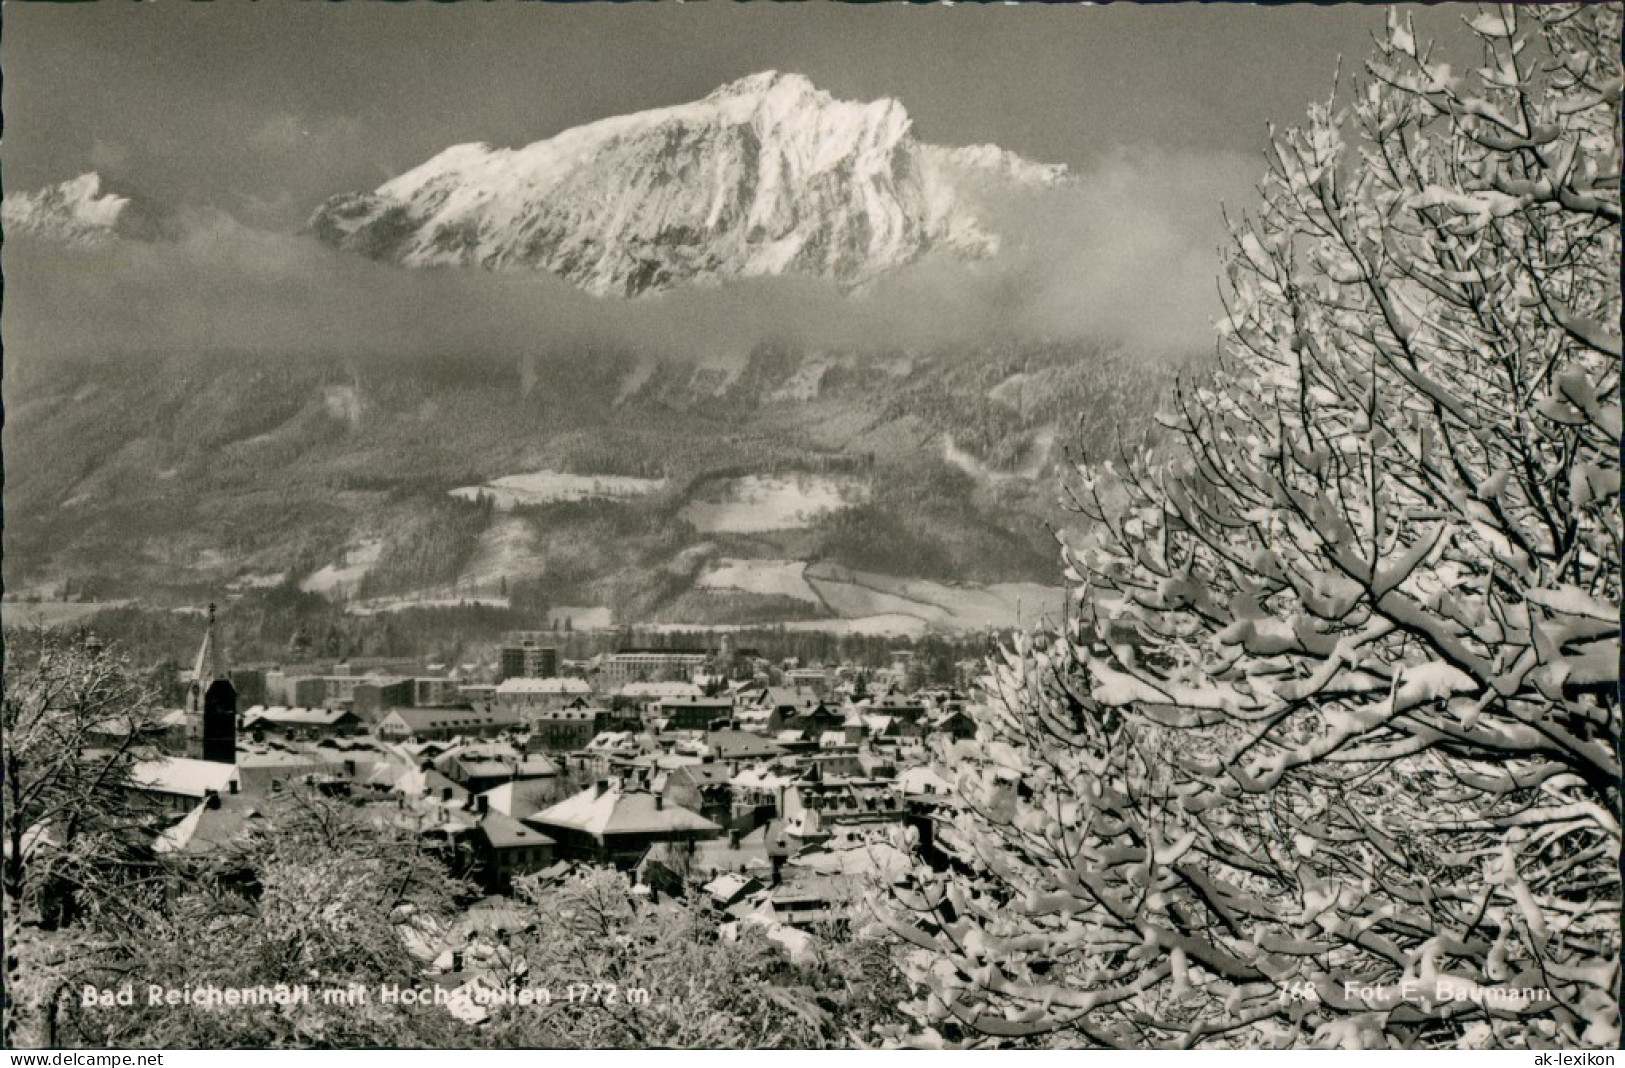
1, 0, 1619, 1053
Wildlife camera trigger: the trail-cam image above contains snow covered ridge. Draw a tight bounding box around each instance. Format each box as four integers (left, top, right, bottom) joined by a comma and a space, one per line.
2, 172, 171, 245
310, 71, 1071, 296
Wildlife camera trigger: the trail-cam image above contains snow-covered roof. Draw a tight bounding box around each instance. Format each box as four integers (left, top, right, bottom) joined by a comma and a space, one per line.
475, 810, 552, 851
529, 785, 721, 839
897, 765, 952, 795
703, 872, 756, 901
129, 757, 240, 798
616, 681, 702, 699
703, 729, 786, 760
496, 677, 592, 695
478, 779, 557, 819
154, 795, 266, 855
378, 707, 520, 731
732, 766, 796, 791
585, 730, 637, 753
241, 705, 355, 726
657, 695, 736, 708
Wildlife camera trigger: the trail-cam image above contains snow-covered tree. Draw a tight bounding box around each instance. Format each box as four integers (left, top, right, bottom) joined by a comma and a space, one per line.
880, 5, 1619, 1049
3, 629, 159, 1046
481, 867, 906, 1048
49, 793, 471, 1048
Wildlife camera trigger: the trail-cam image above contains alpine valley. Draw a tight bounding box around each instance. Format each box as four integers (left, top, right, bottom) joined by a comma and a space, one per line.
3, 73, 1191, 636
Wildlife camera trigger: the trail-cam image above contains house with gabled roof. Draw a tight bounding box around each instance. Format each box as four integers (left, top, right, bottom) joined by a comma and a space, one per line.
654, 695, 737, 731
468, 808, 555, 893
702, 729, 787, 763
128, 756, 242, 812
662, 760, 735, 827
493, 677, 594, 715
375, 707, 522, 742
153, 792, 267, 857
526, 781, 721, 868
925, 707, 978, 741
240, 705, 364, 740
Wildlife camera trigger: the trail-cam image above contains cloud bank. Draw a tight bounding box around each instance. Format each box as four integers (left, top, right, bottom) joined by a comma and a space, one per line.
4, 145, 1259, 375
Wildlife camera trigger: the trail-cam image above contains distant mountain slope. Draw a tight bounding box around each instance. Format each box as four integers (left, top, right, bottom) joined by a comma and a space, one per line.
310, 71, 1068, 295
3, 335, 1189, 624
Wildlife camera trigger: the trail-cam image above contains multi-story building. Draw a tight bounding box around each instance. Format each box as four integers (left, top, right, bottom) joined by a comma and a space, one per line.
352, 678, 415, 720
596, 649, 709, 687
413, 677, 461, 708
291, 676, 328, 708
498, 635, 558, 681
527, 707, 614, 752
654, 695, 737, 732
494, 677, 595, 716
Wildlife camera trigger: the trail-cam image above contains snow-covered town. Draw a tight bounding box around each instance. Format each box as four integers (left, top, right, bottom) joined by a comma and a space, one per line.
3, 0, 1619, 1054
133, 618, 979, 981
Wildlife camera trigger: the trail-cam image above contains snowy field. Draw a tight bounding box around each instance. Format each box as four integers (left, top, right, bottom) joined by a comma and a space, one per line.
657, 563, 1065, 634
450, 469, 667, 509
227, 572, 287, 591
298, 538, 384, 595
695, 558, 822, 603
646, 613, 929, 638
548, 605, 613, 630
349, 593, 510, 615
679, 474, 869, 533
806, 564, 1065, 631
457, 517, 545, 592
942, 429, 1054, 483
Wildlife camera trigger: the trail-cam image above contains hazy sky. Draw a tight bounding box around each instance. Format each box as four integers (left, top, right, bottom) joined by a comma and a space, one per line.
3, 2, 1454, 227
2, 3, 1467, 366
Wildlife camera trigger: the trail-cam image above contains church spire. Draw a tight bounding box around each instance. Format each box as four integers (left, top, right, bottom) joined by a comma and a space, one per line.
195, 602, 238, 765
189, 602, 228, 711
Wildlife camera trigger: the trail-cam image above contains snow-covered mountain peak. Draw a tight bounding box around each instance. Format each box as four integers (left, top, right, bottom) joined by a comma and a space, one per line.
2, 172, 162, 245
312, 73, 1068, 296
703, 70, 823, 106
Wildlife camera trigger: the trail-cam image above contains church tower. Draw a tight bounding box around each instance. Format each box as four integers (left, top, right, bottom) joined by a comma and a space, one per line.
191, 603, 238, 764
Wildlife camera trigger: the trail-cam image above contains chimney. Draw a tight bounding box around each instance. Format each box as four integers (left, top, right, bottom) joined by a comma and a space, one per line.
228, 779, 239, 795
476, 794, 489, 815
655, 794, 664, 811
595, 779, 609, 798
204, 789, 221, 810
442, 786, 454, 802
450, 950, 464, 973
344, 759, 356, 777
770, 852, 784, 887
729, 828, 741, 849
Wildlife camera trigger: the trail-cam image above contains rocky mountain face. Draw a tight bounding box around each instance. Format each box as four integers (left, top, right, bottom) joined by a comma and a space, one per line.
7, 74, 1160, 627
2, 172, 173, 244
310, 71, 1068, 296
